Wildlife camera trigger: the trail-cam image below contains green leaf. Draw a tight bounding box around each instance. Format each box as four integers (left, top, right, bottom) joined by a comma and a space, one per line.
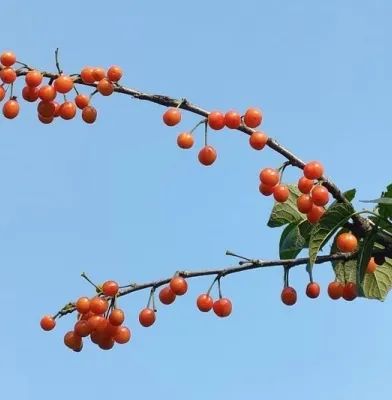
356, 225, 379, 290
267, 185, 304, 228
360, 198, 392, 205
341, 189, 356, 203
379, 184, 392, 219
279, 220, 313, 259
308, 202, 355, 268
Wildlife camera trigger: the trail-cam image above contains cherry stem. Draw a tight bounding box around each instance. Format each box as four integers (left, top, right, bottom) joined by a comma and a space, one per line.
190, 118, 206, 134
283, 267, 289, 288
80, 272, 100, 291
225, 250, 252, 262
176, 98, 186, 108
54, 48, 62, 75
217, 277, 222, 299
147, 287, 155, 309
204, 120, 208, 146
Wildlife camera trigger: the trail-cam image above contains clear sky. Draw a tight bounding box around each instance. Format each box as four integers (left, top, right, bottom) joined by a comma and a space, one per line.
1, 1, 391, 399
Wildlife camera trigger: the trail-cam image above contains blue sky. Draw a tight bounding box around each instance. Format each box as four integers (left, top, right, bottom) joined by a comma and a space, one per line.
1, 0, 392, 398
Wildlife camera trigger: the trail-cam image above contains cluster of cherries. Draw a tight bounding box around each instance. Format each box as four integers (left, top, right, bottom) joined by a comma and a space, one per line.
0, 50, 123, 124
40, 275, 232, 352
280, 231, 384, 305
163, 106, 267, 165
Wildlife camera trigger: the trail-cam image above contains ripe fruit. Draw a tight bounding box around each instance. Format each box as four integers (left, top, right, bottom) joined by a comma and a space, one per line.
296, 194, 313, 213
38, 114, 54, 124
177, 132, 194, 149
80, 67, 96, 84
0, 86, 5, 101
273, 184, 289, 203
0, 67, 17, 84
37, 101, 56, 118
311, 185, 329, 206
0, 51, 16, 66
281, 286, 297, 306
243, 107, 262, 128
259, 168, 280, 187
249, 131, 268, 150
75, 297, 90, 314
259, 182, 276, 196
108, 309, 125, 326
303, 161, 324, 180
198, 145, 217, 166
38, 85, 57, 101
327, 281, 344, 300
102, 280, 119, 297
22, 86, 39, 102
169, 276, 188, 295
75, 94, 89, 109
74, 320, 91, 337
213, 298, 232, 317
82, 106, 97, 124
306, 282, 320, 298
342, 282, 357, 301
90, 297, 109, 314
196, 293, 213, 312
92, 67, 106, 81
139, 308, 156, 327
87, 315, 107, 331
25, 70, 43, 87
3, 99, 19, 119
64, 331, 82, 351
163, 108, 181, 126
224, 110, 241, 129
59, 101, 77, 120
306, 205, 325, 224
53, 75, 74, 94
40, 315, 56, 331
297, 177, 314, 194
159, 286, 176, 305
97, 78, 114, 96
107, 65, 123, 82
336, 232, 358, 253
366, 257, 378, 274
208, 111, 225, 130
114, 326, 131, 344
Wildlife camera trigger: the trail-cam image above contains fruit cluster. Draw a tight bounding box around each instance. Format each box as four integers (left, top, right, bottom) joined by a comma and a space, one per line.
41, 275, 233, 352
163, 106, 267, 166
0, 50, 123, 124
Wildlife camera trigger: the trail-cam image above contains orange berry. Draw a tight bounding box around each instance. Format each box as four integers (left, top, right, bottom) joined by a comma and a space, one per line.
224, 110, 241, 129
213, 298, 232, 317
3, 99, 19, 119
249, 131, 268, 150
92, 67, 106, 81
366, 257, 378, 274
37, 101, 56, 118
297, 177, 314, 194
273, 184, 289, 203
259, 168, 280, 186
328, 281, 343, 300
114, 326, 131, 344
0, 85, 5, 101
306, 204, 325, 224
75, 94, 89, 109
311, 185, 329, 206
281, 287, 297, 306
97, 78, 114, 96
74, 320, 91, 337
108, 309, 125, 326
53, 75, 74, 94
22, 86, 39, 102
90, 296, 109, 314
80, 67, 96, 84
102, 280, 119, 297
0, 51, 16, 67
38, 85, 57, 101
159, 286, 176, 305
342, 282, 357, 301
38, 114, 54, 124
198, 145, 217, 166
59, 101, 77, 120
64, 331, 82, 351
139, 308, 156, 327
259, 182, 276, 196
40, 315, 56, 331
75, 297, 90, 314
82, 106, 97, 124
303, 161, 324, 180
25, 70, 43, 87
169, 276, 188, 295
306, 282, 320, 299
336, 232, 358, 253
208, 111, 225, 130
243, 107, 262, 128
177, 132, 194, 149
0, 67, 16, 84
163, 108, 181, 126
196, 294, 213, 312
107, 65, 123, 82
296, 194, 313, 213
